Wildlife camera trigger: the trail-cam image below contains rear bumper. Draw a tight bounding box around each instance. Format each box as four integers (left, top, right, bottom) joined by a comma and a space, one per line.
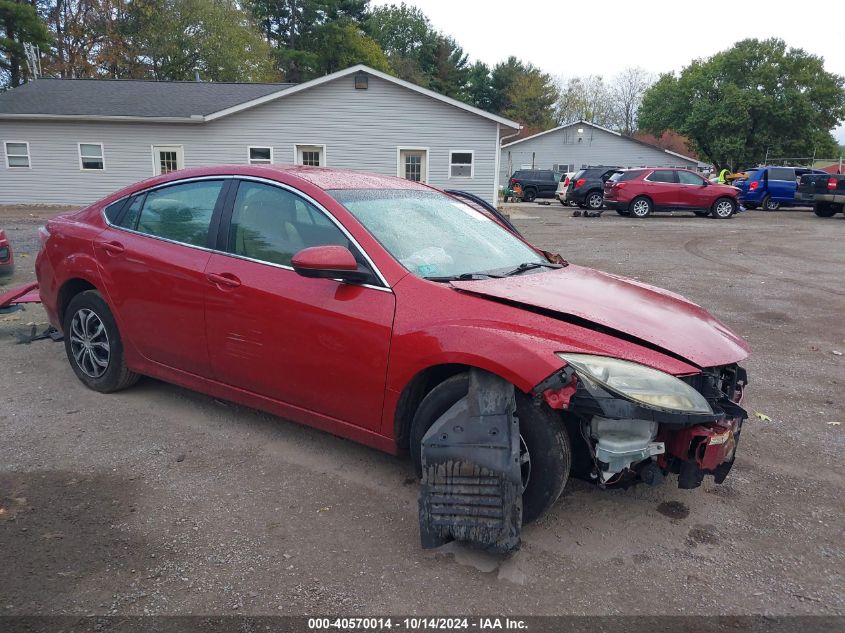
565, 190, 586, 204
813, 193, 845, 204
603, 200, 628, 210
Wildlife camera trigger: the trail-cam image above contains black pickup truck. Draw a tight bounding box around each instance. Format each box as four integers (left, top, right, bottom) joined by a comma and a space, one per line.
797, 173, 845, 217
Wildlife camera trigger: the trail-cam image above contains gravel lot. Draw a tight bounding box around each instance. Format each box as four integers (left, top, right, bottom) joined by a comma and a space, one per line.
1, 203, 843, 616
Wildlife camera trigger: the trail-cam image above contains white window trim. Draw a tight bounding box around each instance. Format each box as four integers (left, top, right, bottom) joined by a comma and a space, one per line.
448, 149, 474, 179
4, 140, 31, 169
396, 146, 429, 184
294, 143, 326, 167
150, 144, 185, 176
78, 142, 106, 171
248, 145, 274, 165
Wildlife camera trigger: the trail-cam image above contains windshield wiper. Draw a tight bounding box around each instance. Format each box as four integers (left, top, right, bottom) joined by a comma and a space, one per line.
501, 261, 563, 277
424, 272, 503, 282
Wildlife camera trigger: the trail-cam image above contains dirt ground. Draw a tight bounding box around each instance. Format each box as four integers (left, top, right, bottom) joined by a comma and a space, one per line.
0, 203, 843, 616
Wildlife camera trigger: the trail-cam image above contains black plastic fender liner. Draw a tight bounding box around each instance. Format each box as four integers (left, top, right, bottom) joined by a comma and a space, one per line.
418, 369, 523, 553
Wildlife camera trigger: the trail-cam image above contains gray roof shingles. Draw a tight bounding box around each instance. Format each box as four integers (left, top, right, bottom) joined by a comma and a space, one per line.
0, 78, 295, 118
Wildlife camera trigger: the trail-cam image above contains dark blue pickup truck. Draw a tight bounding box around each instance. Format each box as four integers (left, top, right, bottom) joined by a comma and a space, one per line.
733, 166, 827, 210
797, 173, 845, 217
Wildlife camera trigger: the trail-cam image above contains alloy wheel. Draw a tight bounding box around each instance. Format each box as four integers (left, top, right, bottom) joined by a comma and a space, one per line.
69, 308, 110, 378
519, 434, 531, 492
715, 200, 734, 218
588, 193, 603, 209
632, 199, 650, 217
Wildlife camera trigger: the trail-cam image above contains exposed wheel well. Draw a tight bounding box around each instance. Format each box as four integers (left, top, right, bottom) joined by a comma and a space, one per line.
394, 364, 488, 451
58, 278, 97, 324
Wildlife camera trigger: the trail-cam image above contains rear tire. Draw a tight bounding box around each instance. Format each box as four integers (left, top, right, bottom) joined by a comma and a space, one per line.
762, 195, 779, 211
629, 196, 653, 218
63, 290, 139, 393
586, 191, 604, 211
711, 197, 736, 219
814, 202, 839, 217
410, 373, 571, 524
523, 188, 537, 203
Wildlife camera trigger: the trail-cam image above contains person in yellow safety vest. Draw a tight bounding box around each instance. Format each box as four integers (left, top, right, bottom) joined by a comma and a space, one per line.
718, 168, 730, 184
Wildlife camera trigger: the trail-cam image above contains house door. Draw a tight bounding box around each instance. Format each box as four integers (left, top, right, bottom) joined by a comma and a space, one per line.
152, 145, 184, 175
399, 148, 427, 183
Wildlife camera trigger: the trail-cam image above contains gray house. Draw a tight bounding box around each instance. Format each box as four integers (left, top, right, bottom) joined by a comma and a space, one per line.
500, 120, 707, 183
0, 64, 519, 205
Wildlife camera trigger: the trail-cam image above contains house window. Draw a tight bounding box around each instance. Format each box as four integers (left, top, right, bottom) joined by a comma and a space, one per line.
79, 143, 105, 170
5, 142, 30, 168
249, 146, 273, 165
397, 147, 428, 183
296, 144, 324, 167
449, 151, 474, 178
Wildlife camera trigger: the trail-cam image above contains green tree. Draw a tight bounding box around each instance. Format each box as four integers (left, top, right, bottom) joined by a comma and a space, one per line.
465, 60, 495, 111
310, 17, 389, 75
505, 69, 557, 131
133, 0, 276, 81
365, 3, 468, 100
1, 0, 51, 87
489, 56, 525, 114
249, 0, 367, 81
638, 38, 845, 169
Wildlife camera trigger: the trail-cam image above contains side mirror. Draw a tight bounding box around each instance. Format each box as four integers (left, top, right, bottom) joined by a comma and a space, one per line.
291, 245, 370, 283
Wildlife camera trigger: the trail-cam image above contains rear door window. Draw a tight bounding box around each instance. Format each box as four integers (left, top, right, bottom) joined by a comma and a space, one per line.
134, 180, 224, 247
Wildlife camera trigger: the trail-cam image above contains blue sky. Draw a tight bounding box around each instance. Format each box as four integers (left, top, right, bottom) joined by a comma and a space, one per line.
374, 0, 845, 146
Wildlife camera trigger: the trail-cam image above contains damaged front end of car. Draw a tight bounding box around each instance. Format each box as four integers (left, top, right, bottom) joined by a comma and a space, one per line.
538, 354, 748, 490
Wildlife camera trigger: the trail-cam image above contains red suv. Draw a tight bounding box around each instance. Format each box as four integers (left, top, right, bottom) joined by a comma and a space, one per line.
604, 168, 739, 219
32, 165, 750, 551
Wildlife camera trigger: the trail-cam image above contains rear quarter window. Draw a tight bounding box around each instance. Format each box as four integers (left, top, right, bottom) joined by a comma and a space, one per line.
104, 200, 126, 224
768, 167, 794, 181
611, 170, 643, 182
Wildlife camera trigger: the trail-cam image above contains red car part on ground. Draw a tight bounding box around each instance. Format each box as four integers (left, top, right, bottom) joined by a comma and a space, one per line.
0, 229, 14, 277
29, 164, 750, 552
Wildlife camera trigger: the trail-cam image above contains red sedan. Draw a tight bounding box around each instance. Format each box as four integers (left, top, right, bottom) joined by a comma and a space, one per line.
35, 165, 750, 550
604, 168, 740, 218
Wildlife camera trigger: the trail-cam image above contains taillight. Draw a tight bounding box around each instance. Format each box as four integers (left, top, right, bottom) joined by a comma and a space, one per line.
563, 177, 570, 187
38, 225, 50, 249
575, 178, 586, 188
749, 181, 758, 191
828, 177, 837, 191
509, 178, 516, 186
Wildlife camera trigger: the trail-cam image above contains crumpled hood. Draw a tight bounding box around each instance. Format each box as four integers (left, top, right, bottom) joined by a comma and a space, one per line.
452, 265, 750, 369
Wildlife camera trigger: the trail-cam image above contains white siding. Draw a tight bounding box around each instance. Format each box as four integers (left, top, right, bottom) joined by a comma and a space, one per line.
500, 123, 699, 182
0, 75, 500, 205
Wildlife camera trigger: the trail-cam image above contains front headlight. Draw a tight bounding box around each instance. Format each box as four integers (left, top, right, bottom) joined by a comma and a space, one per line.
556, 353, 712, 414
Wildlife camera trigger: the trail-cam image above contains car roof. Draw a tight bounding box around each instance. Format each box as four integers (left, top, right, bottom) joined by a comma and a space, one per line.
133, 164, 433, 193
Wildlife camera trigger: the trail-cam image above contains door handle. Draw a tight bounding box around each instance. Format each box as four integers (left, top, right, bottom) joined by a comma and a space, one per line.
97, 240, 125, 255
206, 272, 241, 288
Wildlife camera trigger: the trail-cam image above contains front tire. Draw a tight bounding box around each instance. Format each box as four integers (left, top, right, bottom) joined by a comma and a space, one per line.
410, 373, 571, 524
711, 197, 736, 219
629, 196, 653, 218
63, 290, 139, 393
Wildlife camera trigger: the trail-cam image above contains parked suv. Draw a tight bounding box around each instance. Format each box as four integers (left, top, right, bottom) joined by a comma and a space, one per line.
603, 168, 739, 218
555, 172, 576, 205
507, 169, 561, 202
564, 167, 620, 211
733, 166, 826, 210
